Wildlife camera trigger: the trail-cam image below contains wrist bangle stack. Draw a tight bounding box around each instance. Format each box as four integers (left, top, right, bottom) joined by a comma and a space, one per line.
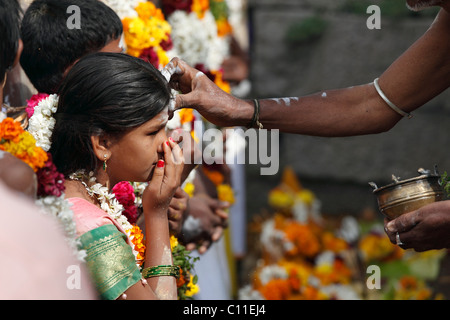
142, 265, 180, 279
247, 99, 263, 129
373, 78, 412, 119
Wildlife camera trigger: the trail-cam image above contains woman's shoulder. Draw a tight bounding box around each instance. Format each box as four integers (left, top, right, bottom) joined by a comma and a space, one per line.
67, 197, 116, 238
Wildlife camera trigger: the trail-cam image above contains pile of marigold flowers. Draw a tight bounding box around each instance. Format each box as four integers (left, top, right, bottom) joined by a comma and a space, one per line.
239, 167, 446, 300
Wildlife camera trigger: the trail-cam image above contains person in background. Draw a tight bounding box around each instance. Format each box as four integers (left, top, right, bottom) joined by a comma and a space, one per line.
0, 0, 96, 299
166, 0, 450, 252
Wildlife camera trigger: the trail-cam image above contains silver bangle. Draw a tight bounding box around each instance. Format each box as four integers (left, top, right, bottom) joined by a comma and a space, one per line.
373, 78, 412, 119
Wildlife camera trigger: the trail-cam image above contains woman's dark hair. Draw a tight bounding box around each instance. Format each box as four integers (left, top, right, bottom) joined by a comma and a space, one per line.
50, 52, 171, 175
0, 0, 22, 78
20, 0, 123, 93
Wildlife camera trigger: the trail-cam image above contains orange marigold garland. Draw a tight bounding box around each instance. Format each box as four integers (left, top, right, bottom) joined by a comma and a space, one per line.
0, 117, 48, 172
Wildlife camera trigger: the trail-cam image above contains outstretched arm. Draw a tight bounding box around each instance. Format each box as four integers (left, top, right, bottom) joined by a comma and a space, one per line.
170, 8, 450, 137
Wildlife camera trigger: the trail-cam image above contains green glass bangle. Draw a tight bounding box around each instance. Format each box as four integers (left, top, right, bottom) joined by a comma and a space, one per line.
142, 265, 180, 279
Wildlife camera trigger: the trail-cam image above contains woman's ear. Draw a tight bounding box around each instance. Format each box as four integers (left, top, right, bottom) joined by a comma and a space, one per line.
90, 135, 111, 162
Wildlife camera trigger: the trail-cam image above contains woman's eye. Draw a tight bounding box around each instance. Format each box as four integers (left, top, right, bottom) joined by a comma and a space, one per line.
148, 131, 159, 136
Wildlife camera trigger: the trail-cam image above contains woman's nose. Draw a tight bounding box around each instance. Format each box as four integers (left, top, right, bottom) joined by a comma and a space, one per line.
156, 131, 168, 154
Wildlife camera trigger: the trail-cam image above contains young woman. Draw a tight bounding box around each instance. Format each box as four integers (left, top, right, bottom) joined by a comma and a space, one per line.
49, 52, 184, 300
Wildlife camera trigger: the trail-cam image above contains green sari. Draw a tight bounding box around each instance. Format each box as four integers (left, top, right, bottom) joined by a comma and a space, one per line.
78, 224, 141, 300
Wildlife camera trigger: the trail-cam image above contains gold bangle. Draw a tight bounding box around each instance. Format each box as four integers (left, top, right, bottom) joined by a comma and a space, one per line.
142, 265, 180, 279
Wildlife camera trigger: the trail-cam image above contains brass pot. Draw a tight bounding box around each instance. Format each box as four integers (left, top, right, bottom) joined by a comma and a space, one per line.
370, 168, 445, 220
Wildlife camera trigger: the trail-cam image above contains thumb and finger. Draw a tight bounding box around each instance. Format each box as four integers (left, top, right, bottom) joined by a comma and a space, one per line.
385, 210, 421, 234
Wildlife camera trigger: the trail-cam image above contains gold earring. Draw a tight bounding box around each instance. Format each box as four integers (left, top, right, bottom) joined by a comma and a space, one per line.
103, 154, 108, 171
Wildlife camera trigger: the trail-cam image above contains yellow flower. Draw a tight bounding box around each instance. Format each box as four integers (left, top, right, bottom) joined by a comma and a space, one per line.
268, 189, 294, 211
192, 0, 210, 19
170, 235, 179, 251
122, 3, 172, 59
296, 189, 315, 206
0, 124, 48, 172
216, 18, 232, 37
217, 183, 235, 204
185, 275, 200, 297
135, 1, 165, 21
358, 233, 400, 262
156, 47, 170, 67
183, 182, 195, 198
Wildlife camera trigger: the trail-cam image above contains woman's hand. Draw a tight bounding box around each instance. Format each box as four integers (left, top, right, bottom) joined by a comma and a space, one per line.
142, 138, 184, 216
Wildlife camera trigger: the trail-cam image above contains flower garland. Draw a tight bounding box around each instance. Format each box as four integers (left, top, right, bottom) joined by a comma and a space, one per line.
120, 181, 200, 299
1, 113, 83, 261
27, 94, 59, 152
121, 2, 175, 69
69, 170, 146, 267
0, 117, 48, 171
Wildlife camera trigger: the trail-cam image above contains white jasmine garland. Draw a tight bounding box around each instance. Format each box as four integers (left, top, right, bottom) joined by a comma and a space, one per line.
69, 170, 142, 267
168, 10, 230, 71
36, 195, 86, 262
99, 0, 140, 19
27, 94, 59, 152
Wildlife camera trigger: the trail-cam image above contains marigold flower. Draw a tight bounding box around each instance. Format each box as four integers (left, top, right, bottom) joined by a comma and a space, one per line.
128, 225, 146, 264
202, 167, 224, 186
192, 0, 209, 19
183, 182, 195, 197
170, 235, 179, 251
284, 222, 321, 258
217, 183, 235, 204
259, 278, 291, 300
185, 275, 200, 297
0, 117, 24, 143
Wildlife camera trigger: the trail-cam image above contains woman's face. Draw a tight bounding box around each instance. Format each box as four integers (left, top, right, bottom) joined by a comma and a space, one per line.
106, 108, 169, 185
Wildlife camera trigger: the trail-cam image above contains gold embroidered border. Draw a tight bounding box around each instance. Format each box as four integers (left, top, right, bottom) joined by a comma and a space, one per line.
79, 224, 141, 300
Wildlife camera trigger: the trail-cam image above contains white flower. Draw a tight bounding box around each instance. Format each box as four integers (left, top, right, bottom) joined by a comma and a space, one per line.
337, 216, 360, 244
28, 94, 59, 152
238, 285, 264, 300
260, 220, 285, 260
320, 284, 361, 300
69, 170, 142, 267
315, 251, 335, 267
36, 194, 86, 262
258, 265, 288, 285
168, 10, 230, 71
99, 0, 140, 19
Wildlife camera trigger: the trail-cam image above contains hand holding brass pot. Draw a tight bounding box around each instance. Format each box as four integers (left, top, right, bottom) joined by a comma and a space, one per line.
370, 167, 445, 220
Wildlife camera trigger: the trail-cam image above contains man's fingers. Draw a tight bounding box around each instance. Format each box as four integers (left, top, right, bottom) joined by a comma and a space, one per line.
386, 210, 420, 233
